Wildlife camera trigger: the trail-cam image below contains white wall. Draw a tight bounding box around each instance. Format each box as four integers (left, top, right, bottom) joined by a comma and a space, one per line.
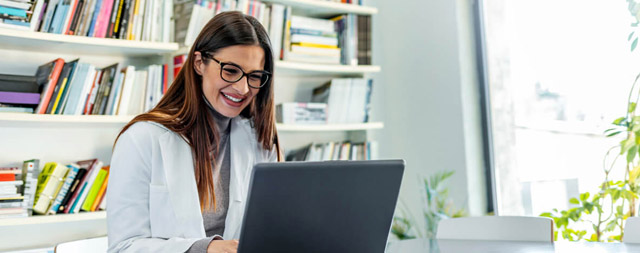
369, 0, 488, 234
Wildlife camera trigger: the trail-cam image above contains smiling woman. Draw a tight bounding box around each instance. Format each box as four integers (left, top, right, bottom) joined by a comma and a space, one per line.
106, 11, 282, 253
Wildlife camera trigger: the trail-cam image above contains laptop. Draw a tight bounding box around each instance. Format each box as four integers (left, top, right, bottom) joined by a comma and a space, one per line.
237, 160, 405, 253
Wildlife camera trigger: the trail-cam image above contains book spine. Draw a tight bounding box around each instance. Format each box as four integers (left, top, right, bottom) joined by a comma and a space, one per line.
0, 6, 27, 18
47, 165, 79, 214
0, 91, 40, 104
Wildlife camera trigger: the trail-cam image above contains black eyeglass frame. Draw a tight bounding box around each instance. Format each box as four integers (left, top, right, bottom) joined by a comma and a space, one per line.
200, 51, 272, 89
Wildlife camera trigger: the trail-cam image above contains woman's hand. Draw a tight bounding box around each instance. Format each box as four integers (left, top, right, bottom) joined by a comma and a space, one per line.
207, 239, 239, 253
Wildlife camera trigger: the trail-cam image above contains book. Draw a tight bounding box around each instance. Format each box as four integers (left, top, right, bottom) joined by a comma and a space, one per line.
0, 74, 38, 93
81, 165, 108, 211
0, 91, 40, 105
47, 164, 79, 214
57, 167, 87, 213
276, 102, 327, 124
55, 59, 81, 114
68, 159, 102, 213
33, 162, 69, 214
0, 0, 32, 9
115, 65, 135, 115
62, 159, 96, 213
34, 58, 65, 114
84, 69, 103, 114
94, 63, 119, 115
46, 59, 78, 114
91, 175, 108, 211
61, 62, 91, 115
20, 159, 40, 214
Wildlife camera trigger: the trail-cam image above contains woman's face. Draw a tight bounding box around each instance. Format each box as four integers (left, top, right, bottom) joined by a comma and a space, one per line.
194, 45, 265, 118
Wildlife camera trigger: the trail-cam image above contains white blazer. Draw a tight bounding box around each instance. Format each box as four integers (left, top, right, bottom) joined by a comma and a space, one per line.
107, 118, 277, 253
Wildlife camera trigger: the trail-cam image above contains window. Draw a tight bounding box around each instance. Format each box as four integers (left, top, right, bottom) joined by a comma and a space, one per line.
481, 0, 640, 215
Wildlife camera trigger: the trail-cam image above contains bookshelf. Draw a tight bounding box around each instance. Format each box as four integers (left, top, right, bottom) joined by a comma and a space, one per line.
0, 0, 380, 251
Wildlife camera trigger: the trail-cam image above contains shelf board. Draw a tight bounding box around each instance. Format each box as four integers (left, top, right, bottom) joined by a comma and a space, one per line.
2, 211, 106, 226
0, 114, 382, 131
0, 211, 107, 251
0, 28, 179, 56
275, 61, 380, 75
0, 113, 134, 125
262, 0, 377, 16
277, 122, 384, 131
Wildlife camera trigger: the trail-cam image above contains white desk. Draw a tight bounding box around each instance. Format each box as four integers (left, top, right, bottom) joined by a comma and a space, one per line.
386, 239, 640, 253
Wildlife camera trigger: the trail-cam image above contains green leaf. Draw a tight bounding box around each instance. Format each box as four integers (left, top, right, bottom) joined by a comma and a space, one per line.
569, 198, 580, 205
630, 31, 636, 41
613, 117, 627, 126
633, 37, 639, 52
621, 139, 635, 155
540, 212, 553, 218
580, 192, 590, 201
607, 131, 623, 137
628, 146, 638, 163
631, 102, 638, 113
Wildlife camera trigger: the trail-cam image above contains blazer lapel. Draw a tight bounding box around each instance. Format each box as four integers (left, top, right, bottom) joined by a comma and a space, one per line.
225, 117, 255, 238
158, 131, 206, 239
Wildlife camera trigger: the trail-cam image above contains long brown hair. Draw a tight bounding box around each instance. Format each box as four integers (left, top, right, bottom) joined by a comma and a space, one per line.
115, 11, 281, 211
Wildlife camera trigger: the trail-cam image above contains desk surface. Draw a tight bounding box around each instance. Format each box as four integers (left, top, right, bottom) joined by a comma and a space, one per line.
386, 239, 640, 253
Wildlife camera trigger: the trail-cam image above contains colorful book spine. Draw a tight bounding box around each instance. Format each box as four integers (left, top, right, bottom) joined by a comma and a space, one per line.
0, 91, 40, 105
47, 164, 79, 214
90, 171, 108, 211
81, 166, 108, 211
0, 6, 27, 18
33, 163, 69, 214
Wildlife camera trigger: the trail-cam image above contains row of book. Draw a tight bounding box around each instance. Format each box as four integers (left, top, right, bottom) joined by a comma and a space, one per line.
0, 159, 108, 218
1, 0, 173, 43
285, 140, 379, 162
311, 78, 372, 124
0, 58, 169, 114
175, 0, 272, 47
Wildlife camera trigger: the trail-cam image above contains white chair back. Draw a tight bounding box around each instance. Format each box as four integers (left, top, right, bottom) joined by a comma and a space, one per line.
436, 216, 553, 242
625, 217, 640, 243
55, 236, 107, 253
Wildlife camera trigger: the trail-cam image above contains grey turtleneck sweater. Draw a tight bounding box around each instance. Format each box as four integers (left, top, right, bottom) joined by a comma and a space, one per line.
186, 103, 232, 253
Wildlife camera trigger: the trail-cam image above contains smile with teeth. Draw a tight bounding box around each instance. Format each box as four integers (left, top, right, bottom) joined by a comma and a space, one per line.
222, 92, 244, 103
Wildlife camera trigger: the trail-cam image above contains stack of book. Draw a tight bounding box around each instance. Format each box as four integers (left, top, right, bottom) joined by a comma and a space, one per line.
0, 0, 44, 30
267, 5, 371, 65
311, 78, 373, 124
29, 158, 108, 215
0, 166, 28, 218
0, 73, 39, 113
175, 0, 270, 47
275, 102, 327, 125
284, 15, 340, 64
285, 140, 378, 162
1, 58, 169, 116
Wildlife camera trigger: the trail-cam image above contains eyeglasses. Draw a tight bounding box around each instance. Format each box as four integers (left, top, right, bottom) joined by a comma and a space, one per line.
200, 51, 271, 89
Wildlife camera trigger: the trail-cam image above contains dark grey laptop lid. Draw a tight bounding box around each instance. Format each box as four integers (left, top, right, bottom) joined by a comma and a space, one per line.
237, 160, 405, 253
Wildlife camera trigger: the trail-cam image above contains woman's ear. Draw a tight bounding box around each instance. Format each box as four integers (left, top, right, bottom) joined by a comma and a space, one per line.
194, 51, 204, 76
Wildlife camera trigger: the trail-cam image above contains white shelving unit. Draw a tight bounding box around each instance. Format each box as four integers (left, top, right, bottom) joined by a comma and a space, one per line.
0, 0, 380, 251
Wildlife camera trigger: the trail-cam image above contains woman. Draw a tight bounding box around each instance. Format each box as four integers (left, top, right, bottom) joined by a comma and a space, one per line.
106, 12, 281, 253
